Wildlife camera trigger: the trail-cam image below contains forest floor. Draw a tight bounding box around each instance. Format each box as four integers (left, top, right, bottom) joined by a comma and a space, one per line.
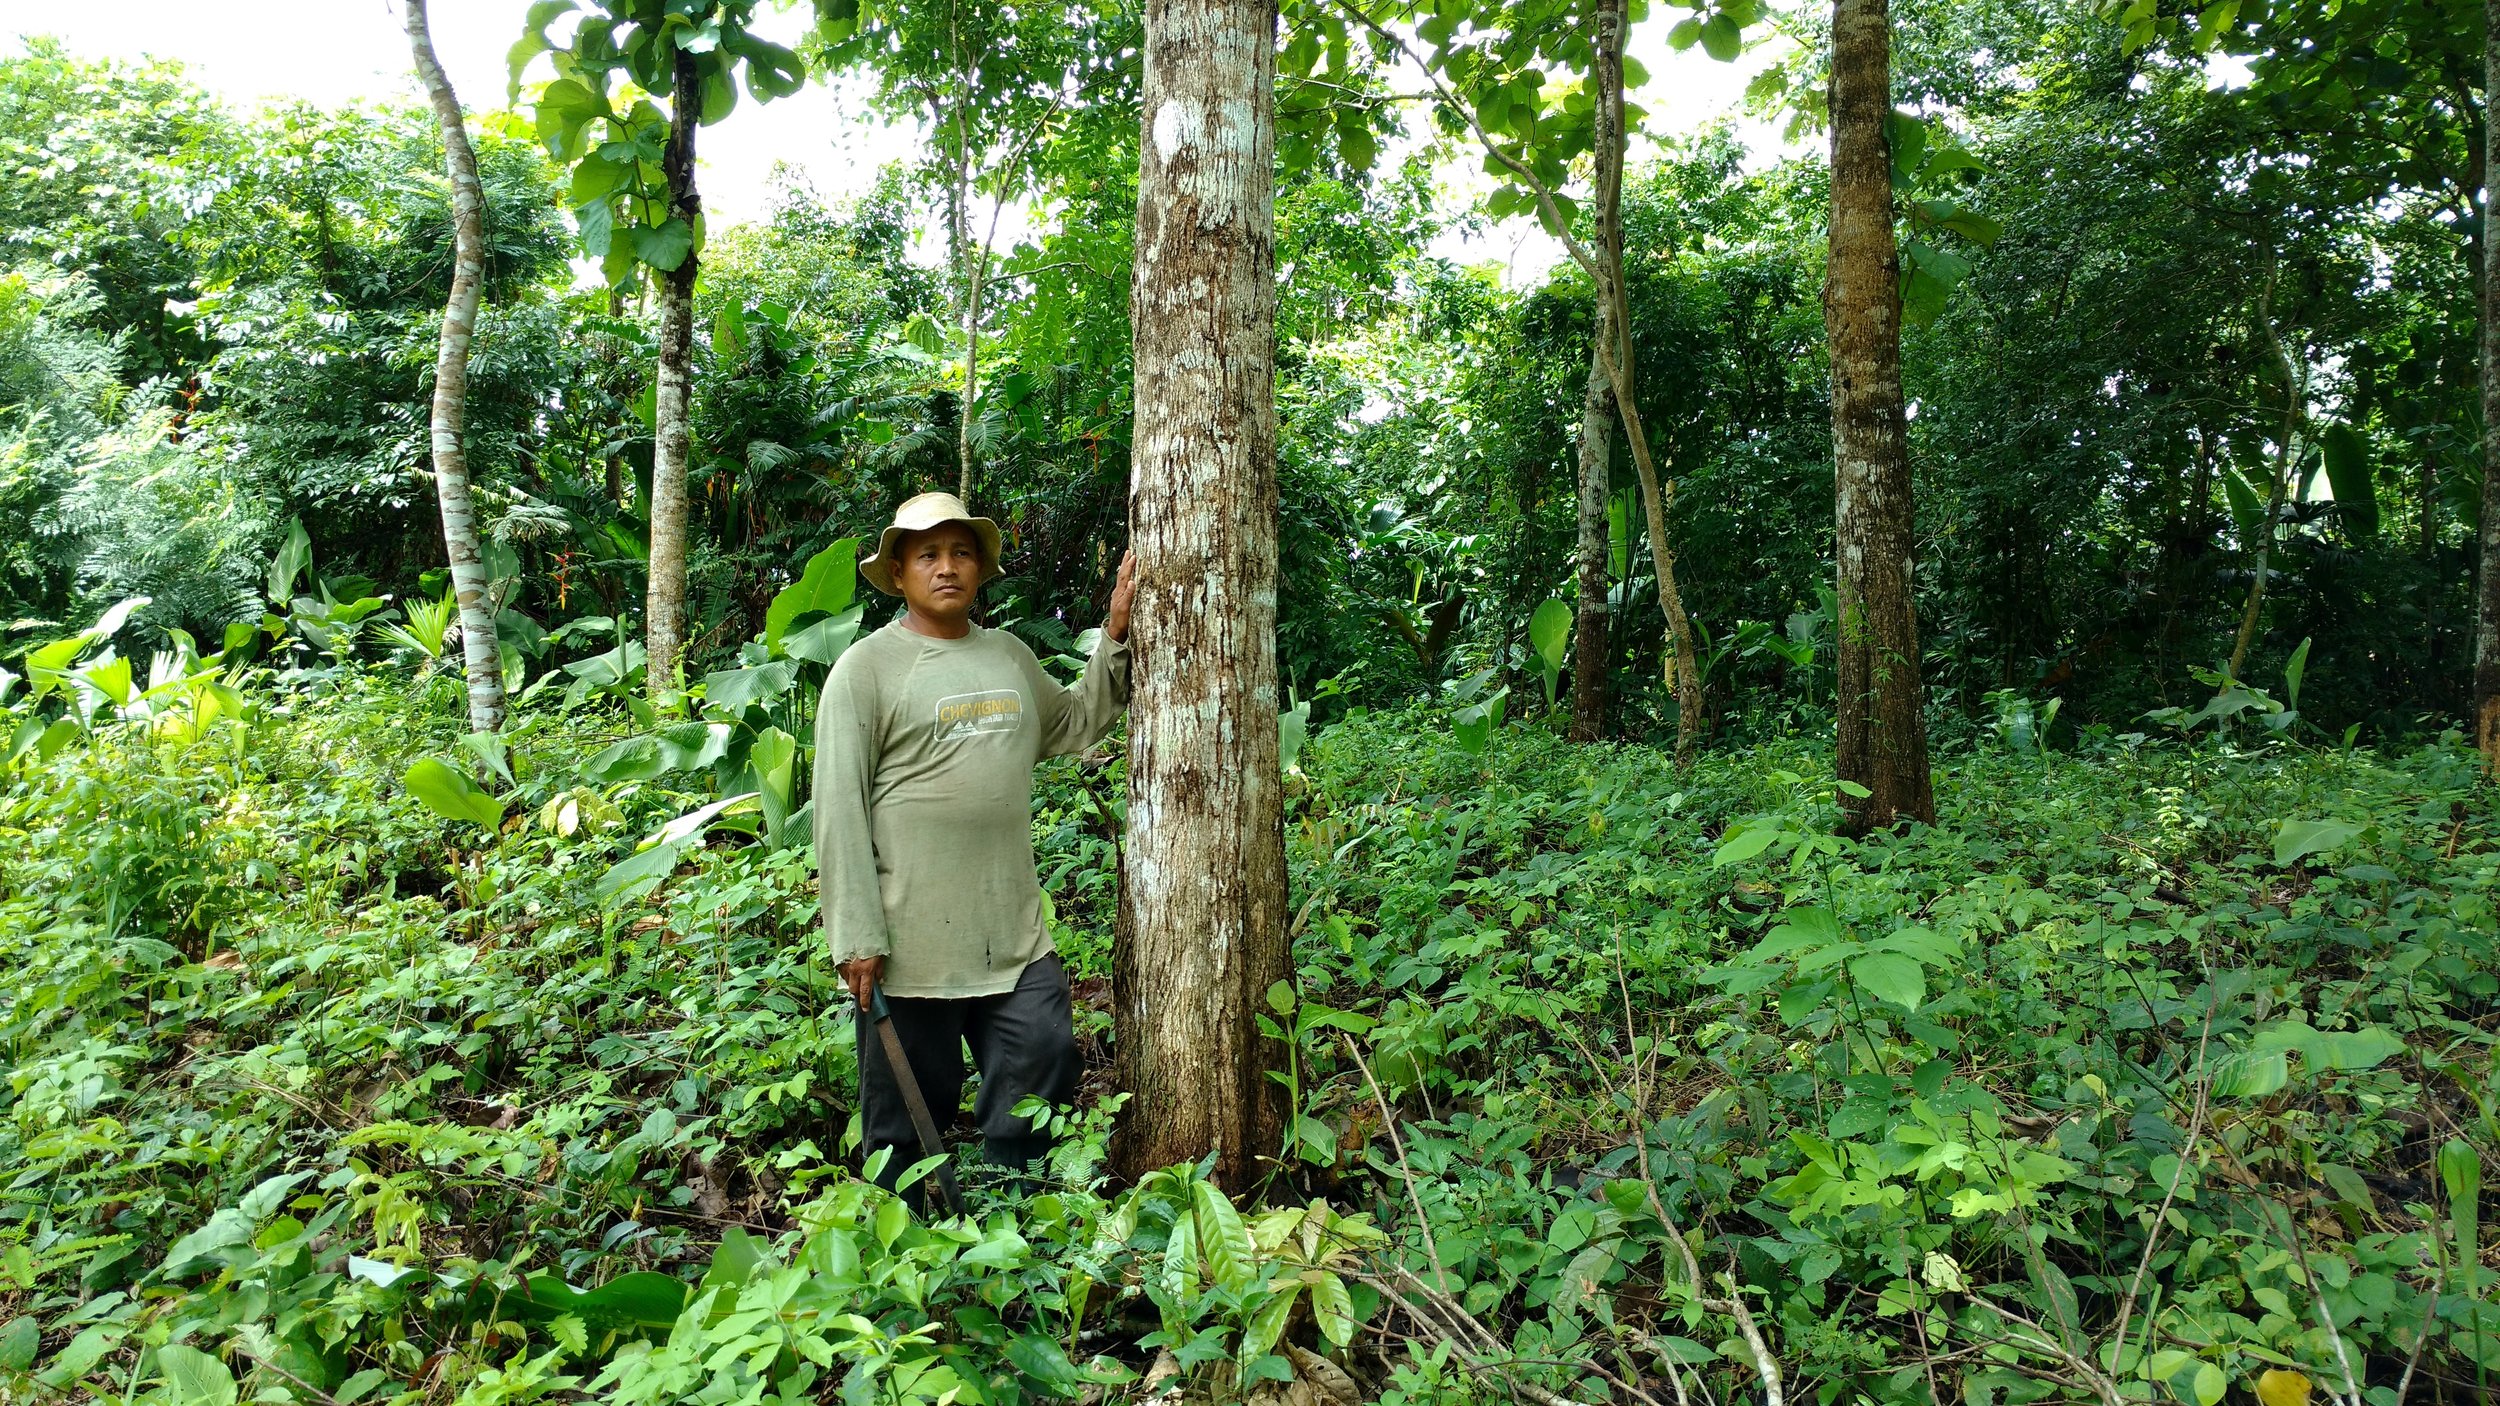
4, 673, 2498, 1406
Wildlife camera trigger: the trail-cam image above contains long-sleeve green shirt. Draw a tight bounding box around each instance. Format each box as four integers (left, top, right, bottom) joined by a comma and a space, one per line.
811, 619, 1130, 997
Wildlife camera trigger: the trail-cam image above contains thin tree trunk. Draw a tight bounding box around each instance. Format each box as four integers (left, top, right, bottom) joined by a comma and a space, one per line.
645, 50, 702, 702
405, 0, 504, 734
1115, 0, 1288, 1192
2232, 267, 2304, 685
1571, 326, 1612, 742
1828, 0, 1934, 833
1586, 0, 1702, 766
1323, 0, 1701, 762
2478, 0, 2500, 769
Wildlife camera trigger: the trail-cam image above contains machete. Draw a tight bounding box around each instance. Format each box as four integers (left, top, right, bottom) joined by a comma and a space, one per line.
868, 986, 967, 1218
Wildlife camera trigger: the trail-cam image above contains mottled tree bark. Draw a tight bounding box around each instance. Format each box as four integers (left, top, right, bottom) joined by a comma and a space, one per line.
1115, 0, 1289, 1191
645, 50, 702, 702
1570, 326, 1612, 743
1583, 0, 1702, 765
1827, 0, 1933, 832
1570, 0, 1620, 746
2478, 0, 2500, 769
405, 0, 504, 734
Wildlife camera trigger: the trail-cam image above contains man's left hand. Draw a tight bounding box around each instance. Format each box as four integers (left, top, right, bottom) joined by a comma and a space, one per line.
1105, 550, 1137, 643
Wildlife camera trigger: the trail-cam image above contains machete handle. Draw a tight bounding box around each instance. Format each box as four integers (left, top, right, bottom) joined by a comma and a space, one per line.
870, 985, 891, 1021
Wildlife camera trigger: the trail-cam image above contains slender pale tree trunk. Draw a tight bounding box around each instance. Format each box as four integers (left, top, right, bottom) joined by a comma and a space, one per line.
405, 0, 505, 733
1327, 0, 1699, 760
1586, 0, 1701, 766
1828, 0, 1934, 833
1115, 0, 1288, 1191
2231, 266, 2304, 685
1571, 326, 1613, 742
646, 50, 702, 702
2477, 0, 2500, 769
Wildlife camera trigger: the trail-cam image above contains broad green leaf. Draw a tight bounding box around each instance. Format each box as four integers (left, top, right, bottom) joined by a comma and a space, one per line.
402, 757, 504, 829
1192, 1180, 1256, 1292
2439, 1138, 2480, 1298
632, 217, 694, 273
1006, 1332, 1081, 1396
2319, 422, 2377, 536
512, 1271, 688, 1335
1712, 821, 1782, 867
702, 659, 799, 715
1699, 14, 1741, 60
1309, 1270, 1356, 1346
2282, 635, 2310, 712
2208, 1049, 2289, 1098
155, 1344, 237, 1406
2273, 818, 2361, 866
782, 607, 863, 667
2309, 1026, 2402, 1071
1847, 951, 1925, 1010
749, 726, 799, 842
765, 538, 861, 650
0, 1317, 37, 1373
1241, 1282, 1301, 1361
1529, 598, 1572, 674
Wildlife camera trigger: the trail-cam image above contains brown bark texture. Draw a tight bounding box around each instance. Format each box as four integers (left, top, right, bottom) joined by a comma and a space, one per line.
645, 50, 702, 702
1571, 322, 1612, 742
2478, 0, 2500, 770
1827, 0, 1934, 832
405, 0, 505, 734
1585, 0, 1702, 767
1114, 0, 1290, 1190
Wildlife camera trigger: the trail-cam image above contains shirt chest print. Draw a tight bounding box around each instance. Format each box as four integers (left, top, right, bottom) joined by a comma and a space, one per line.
932, 688, 1025, 741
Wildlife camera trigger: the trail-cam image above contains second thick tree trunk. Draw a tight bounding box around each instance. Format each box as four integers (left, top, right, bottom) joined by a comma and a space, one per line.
406, 0, 504, 734
1827, 0, 1934, 832
2477, 0, 2500, 769
646, 51, 702, 702
1115, 0, 1289, 1190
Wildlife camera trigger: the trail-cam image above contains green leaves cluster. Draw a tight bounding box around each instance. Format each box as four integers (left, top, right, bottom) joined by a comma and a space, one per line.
513, 0, 810, 288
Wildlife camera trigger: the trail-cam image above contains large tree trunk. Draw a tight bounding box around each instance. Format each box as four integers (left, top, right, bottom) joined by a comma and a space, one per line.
2478, 0, 2500, 769
405, 0, 505, 734
1827, 0, 1934, 833
1116, 0, 1288, 1192
1570, 326, 1612, 742
645, 50, 702, 702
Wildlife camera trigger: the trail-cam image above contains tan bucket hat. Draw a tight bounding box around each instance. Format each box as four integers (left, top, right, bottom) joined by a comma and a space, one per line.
858, 491, 1004, 596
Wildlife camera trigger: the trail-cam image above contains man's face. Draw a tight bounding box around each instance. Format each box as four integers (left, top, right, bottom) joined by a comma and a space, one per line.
892, 522, 983, 623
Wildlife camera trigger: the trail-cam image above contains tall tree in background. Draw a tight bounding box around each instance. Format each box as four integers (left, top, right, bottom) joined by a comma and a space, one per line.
515, 0, 807, 698
1827, 0, 1933, 831
404, 0, 505, 733
1321, 0, 1744, 766
1567, 0, 1624, 744
646, 50, 701, 703
2482, 0, 2500, 770
1570, 287, 1613, 741
809, 0, 1132, 508
1115, 0, 1289, 1190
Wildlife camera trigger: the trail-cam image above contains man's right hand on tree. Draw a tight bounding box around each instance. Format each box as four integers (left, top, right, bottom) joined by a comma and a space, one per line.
838, 955, 885, 1010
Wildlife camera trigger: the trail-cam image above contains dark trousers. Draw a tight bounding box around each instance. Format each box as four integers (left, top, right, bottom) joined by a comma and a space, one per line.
856, 953, 1079, 1188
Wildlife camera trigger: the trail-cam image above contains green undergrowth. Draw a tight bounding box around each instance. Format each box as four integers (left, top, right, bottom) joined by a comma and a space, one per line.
4, 674, 2498, 1406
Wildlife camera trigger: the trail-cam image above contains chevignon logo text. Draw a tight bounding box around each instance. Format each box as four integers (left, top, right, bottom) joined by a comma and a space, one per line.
933, 689, 1024, 741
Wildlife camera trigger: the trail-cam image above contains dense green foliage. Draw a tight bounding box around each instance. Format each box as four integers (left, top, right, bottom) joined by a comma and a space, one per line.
4, 0, 2498, 1402
6, 643, 2497, 1404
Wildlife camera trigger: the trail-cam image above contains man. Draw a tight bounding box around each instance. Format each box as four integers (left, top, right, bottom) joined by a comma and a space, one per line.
811, 490, 1136, 1194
